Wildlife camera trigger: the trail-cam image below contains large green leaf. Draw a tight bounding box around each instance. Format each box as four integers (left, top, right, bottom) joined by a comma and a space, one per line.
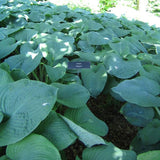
0, 28, 7, 40
37, 32, 74, 61
61, 115, 106, 147
0, 27, 22, 41
0, 79, 58, 146
82, 143, 137, 160
112, 76, 160, 107
11, 69, 28, 81
138, 119, 160, 145
104, 53, 141, 79
81, 64, 107, 97
6, 134, 61, 160
5, 53, 42, 75
75, 51, 100, 62
138, 53, 160, 66
0, 11, 9, 22
5, 43, 42, 75
0, 112, 3, 123
0, 38, 18, 60
139, 64, 160, 83
109, 37, 147, 56
0, 0, 7, 5
45, 64, 66, 82
52, 83, 90, 108
130, 135, 160, 154
35, 111, 77, 151
77, 41, 95, 53
84, 20, 104, 31
64, 105, 108, 136
121, 103, 154, 127
62, 73, 82, 85
0, 68, 14, 85
28, 11, 45, 22
14, 29, 38, 41
81, 32, 110, 45
0, 155, 10, 160
137, 150, 160, 160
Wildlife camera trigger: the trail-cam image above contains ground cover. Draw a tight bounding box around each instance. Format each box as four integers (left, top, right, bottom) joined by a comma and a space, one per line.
0, 0, 160, 159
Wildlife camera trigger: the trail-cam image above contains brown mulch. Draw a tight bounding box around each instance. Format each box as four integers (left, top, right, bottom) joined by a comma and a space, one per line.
63, 94, 138, 160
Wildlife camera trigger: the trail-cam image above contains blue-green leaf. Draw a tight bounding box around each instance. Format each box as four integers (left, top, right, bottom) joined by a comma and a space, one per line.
139, 64, 160, 83
81, 64, 107, 97
64, 105, 108, 136
52, 83, 90, 108
139, 119, 160, 145
61, 115, 106, 147
0, 38, 18, 60
137, 150, 160, 160
5, 44, 42, 75
81, 32, 110, 45
82, 143, 137, 160
37, 32, 74, 60
104, 53, 141, 79
35, 111, 77, 151
112, 76, 160, 107
0, 79, 58, 146
28, 11, 45, 22
0, 112, 3, 123
0, 68, 14, 85
121, 103, 154, 127
6, 134, 61, 160
14, 29, 38, 41
45, 64, 66, 82
77, 41, 95, 53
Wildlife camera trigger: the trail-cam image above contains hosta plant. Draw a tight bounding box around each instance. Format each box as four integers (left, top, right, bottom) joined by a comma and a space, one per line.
0, 0, 160, 159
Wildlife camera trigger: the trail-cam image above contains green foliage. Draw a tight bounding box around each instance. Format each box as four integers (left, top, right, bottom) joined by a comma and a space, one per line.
0, 0, 160, 159
99, 0, 117, 11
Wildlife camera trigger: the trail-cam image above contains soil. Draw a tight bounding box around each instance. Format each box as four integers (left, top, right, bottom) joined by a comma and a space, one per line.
64, 94, 139, 160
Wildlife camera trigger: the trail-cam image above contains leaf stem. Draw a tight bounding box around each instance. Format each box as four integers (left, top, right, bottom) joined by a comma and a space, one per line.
155, 107, 160, 117
39, 64, 44, 81
32, 71, 40, 81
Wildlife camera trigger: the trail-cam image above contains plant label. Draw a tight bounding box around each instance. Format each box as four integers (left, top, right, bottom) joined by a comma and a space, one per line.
67, 62, 90, 69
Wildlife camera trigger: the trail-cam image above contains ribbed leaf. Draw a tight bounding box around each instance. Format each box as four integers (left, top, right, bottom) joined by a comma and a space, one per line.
139, 119, 160, 145
6, 134, 61, 160
61, 115, 106, 147
0, 79, 58, 146
81, 64, 107, 97
104, 53, 141, 79
52, 83, 90, 108
28, 11, 45, 22
0, 155, 10, 160
11, 69, 28, 81
84, 20, 104, 31
112, 76, 160, 107
0, 68, 13, 85
35, 111, 77, 150
64, 105, 108, 136
121, 103, 154, 127
81, 32, 110, 45
139, 64, 160, 83
0, 38, 18, 60
5, 43, 42, 75
137, 150, 160, 160
14, 29, 38, 41
45, 64, 66, 82
82, 143, 137, 160
0, 112, 3, 123
77, 41, 95, 53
